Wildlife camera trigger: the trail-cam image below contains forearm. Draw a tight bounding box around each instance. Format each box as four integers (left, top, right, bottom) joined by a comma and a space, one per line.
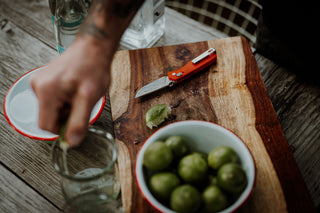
77, 0, 145, 56
30, 0, 145, 146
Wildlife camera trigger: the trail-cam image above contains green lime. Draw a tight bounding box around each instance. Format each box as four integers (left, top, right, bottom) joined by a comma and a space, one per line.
143, 141, 173, 171
145, 104, 171, 129
202, 185, 227, 213
208, 146, 239, 170
149, 172, 180, 201
170, 184, 201, 213
192, 151, 208, 162
217, 163, 247, 194
165, 136, 189, 159
178, 153, 208, 183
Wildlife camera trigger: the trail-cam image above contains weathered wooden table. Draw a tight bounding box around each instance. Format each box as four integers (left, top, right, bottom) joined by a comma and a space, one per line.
1, 0, 319, 212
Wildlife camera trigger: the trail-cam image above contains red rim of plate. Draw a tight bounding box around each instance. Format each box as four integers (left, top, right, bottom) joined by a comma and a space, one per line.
3, 67, 106, 141
135, 120, 256, 213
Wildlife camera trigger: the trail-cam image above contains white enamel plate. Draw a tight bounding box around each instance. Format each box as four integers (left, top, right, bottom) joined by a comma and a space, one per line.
3, 67, 106, 141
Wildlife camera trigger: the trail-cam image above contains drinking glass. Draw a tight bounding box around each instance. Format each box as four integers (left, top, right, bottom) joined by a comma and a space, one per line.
51, 126, 121, 212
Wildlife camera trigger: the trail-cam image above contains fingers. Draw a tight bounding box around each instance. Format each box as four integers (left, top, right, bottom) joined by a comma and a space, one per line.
31, 66, 104, 147
30, 73, 63, 134
65, 84, 96, 147
38, 96, 61, 134
29, 41, 111, 146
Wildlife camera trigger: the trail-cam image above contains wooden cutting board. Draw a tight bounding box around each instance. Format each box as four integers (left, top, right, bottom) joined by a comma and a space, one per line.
109, 37, 314, 213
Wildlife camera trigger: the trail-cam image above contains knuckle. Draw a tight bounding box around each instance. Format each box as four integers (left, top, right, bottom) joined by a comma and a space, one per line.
60, 78, 78, 95
78, 83, 97, 101
62, 77, 77, 88
34, 79, 57, 96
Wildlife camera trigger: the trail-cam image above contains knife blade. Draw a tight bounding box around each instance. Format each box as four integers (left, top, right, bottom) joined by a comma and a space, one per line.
135, 48, 217, 98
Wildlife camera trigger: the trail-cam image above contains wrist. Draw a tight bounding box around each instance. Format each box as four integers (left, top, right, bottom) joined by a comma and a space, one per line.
75, 34, 118, 62
76, 0, 144, 51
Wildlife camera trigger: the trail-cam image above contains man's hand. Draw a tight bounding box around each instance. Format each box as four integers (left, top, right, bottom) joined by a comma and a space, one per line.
30, 38, 111, 146
30, 0, 145, 146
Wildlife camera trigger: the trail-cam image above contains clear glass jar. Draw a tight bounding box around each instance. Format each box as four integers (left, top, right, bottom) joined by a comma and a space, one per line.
51, 126, 121, 212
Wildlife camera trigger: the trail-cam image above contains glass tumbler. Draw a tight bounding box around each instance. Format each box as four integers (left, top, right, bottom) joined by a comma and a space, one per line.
51, 126, 121, 212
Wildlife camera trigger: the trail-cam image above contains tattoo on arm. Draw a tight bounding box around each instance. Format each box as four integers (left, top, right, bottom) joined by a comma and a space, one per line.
79, 16, 110, 40
78, 0, 145, 40
81, 22, 109, 40
78, 0, 109, 40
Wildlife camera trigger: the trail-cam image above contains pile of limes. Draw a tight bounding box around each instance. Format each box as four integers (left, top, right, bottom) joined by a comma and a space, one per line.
143, 136, 247, 213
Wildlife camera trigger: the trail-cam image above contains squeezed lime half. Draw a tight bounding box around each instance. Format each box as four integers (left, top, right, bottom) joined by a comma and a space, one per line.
59, 122, 69, 150
145, 104, 171, 129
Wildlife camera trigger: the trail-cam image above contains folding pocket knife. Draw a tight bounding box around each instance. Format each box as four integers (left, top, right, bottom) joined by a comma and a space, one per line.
135, 48, 217, 98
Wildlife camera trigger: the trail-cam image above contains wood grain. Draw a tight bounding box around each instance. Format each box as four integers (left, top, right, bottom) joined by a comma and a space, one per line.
0, 1, 227, 210
0, 164, 61, 213
0, 0, 56, 49
1, 0, 318, 210
109, 37, 314, 212
207, 38, 287, 212
241, 38, 314, 212
255, 53, 320, 210
0, 13, 63, 210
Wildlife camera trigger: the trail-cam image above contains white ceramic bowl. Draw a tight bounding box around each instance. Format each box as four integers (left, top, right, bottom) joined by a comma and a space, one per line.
135, 120, 255, 213
3, 67, 106, 141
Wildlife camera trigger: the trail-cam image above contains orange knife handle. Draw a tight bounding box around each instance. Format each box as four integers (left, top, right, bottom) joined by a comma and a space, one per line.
167, 49, 217, 83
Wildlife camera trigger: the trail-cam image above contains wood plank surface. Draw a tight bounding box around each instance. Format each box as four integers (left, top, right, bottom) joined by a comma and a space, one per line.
0, 0, 56, 49
0, 1, 227, 210
255, 54, 320, 208
206, 38, 286, 212
109, 36, 315, 212
0, 164, 61, 213
1, 0, 318, 211
0, 12, 64, 209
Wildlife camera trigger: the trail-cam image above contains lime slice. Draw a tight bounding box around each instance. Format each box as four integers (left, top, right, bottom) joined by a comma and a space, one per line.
145, 104, 171, 129
58, 122, 70, 175
59, 122, 69, 150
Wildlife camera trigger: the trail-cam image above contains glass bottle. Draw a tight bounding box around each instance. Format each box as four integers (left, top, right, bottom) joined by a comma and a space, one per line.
50, 0, 165, 52
53, 0, 87, 54
49, 0, 57, 24
120, 0, 165, 49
